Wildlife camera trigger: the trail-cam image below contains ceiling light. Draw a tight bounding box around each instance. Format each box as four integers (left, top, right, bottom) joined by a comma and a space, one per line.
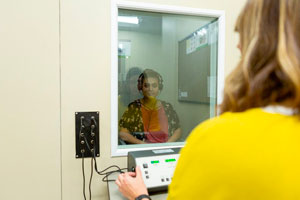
118, 16, 139, 24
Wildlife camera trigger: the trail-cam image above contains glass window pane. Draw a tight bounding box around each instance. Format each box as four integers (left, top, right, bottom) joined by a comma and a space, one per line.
117, 9, 218, 148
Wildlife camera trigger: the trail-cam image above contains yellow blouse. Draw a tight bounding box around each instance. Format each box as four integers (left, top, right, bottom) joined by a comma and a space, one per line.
168, 108, 300, 200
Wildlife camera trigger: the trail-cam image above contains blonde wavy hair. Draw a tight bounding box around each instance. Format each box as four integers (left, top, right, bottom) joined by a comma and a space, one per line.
220, 0, 300, 114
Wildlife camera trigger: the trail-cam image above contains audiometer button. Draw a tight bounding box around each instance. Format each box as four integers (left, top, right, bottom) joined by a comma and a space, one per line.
143, 163, 148, 168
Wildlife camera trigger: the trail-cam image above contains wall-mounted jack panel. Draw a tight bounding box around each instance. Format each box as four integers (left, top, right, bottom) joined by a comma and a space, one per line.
75, 112, 100, 158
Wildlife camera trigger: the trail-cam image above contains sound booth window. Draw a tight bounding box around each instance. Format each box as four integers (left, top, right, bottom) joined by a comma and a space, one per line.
114, 5, 223, 154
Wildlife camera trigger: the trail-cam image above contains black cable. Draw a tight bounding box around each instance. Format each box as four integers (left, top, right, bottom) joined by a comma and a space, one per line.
102, 168, 129, 182
80, 117, 87, 200
89, 158, 93, 200
82, 152, 87, 200
78, 116, 131, 200
82, 135, 128, 182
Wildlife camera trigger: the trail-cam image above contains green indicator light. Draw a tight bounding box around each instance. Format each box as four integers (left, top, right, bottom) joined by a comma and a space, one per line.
151, 160, 159, 164
165, 158, 176, 162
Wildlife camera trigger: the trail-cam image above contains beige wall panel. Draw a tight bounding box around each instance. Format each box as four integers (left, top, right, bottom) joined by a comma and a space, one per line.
224, 1, 247, 75
0, 0, 61, 199
60, 0, 126, 199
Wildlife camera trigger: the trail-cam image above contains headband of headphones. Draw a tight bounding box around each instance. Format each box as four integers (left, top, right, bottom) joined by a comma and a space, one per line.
137, 69, 163, 91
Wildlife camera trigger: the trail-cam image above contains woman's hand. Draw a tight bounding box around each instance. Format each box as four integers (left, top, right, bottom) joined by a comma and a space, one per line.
115, 166, 148, 200
119, 128, 146, 144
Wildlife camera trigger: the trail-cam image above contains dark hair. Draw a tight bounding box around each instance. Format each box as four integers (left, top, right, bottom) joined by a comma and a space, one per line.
119, 67, 143, 105
137, 69, 164, 91
125, 67, 142, 84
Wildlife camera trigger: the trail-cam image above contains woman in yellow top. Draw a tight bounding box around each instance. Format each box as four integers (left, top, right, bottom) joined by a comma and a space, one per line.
116, 0, 300, 199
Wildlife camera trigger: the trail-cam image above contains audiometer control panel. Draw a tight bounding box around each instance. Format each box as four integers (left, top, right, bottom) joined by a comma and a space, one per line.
128, 148, 181, 192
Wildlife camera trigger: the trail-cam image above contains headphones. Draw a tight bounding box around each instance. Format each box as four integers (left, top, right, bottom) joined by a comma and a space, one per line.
137, 69, 163, 91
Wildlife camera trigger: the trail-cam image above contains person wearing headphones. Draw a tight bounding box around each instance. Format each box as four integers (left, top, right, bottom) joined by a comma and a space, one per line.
119, 69, 182, 144
116, 0, 300, 199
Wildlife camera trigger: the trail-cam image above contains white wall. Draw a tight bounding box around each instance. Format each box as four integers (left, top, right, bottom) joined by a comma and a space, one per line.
119, 30, 162, 74
0, 0, 246, 200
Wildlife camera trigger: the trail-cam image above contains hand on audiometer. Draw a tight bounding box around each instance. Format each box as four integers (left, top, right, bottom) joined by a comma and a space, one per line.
115, 166, 148, 200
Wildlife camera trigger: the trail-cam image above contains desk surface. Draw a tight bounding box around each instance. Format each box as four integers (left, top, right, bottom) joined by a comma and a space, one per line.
107, 172, 168, 200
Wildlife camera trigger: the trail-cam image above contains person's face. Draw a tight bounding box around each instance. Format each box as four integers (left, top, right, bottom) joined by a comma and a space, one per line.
141, 77, 160, 99
128, 75, 139, 96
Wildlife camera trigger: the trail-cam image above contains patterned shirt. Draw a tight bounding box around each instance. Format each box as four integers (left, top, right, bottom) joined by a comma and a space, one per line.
119, 99, 180, 140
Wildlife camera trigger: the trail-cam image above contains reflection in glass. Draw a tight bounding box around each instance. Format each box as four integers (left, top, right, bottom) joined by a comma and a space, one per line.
119, 69, 181, 144
118, 67, 142, 121
118, 9, 219, 147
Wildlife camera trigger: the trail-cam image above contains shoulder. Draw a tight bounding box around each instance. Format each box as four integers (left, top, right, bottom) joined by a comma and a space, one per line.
185, 108, 265, 145
128, 99, 142, 108
160, 100, 174, 109
185, 107, 300, 148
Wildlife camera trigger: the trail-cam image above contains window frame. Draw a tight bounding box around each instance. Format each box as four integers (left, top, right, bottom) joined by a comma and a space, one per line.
111, 0, 225, 157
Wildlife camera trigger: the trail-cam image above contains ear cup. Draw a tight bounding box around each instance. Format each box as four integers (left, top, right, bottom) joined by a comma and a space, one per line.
158, 74, 163, 91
